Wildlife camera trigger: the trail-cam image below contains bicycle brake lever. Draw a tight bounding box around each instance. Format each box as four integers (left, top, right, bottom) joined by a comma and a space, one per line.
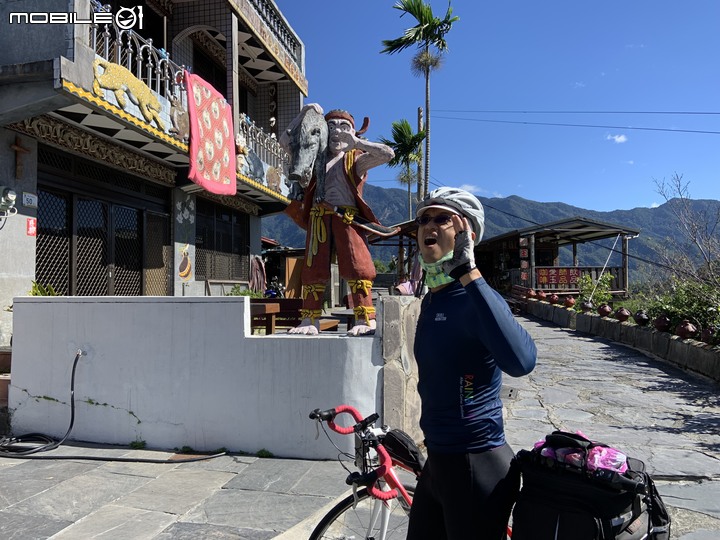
352, 484, 359, 509
313, 418, 320, 440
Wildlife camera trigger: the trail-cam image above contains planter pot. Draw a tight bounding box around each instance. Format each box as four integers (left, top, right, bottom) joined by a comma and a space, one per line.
633, 310, 650, 327
548, 294, 560, 305
564, 296, 576, 309
701, 326, 716, 344
653, 315, 672, 333
580, 301, 594, 313
675, 319, 698, 339
614, 307, 631, 322
536, 290, 547, 301
597, 304, 612, 318
526, 289, 537, 300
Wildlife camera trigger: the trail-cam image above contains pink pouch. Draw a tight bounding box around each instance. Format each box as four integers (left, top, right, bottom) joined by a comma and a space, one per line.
586, 446, 628, 473
555, 447, 584, 467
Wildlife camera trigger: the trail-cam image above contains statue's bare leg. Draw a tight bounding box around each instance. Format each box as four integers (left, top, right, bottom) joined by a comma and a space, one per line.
288, 318, 320, 335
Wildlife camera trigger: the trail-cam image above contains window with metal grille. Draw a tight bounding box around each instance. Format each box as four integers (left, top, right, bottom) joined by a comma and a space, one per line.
36, 146, 172, 296
194, 198, 250, 281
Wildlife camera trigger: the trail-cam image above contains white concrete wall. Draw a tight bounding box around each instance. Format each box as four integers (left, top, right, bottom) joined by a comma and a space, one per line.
10, 296, 383, 459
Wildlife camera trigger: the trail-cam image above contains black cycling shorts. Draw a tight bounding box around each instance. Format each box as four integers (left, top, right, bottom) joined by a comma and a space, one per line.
407, 443, 519, 540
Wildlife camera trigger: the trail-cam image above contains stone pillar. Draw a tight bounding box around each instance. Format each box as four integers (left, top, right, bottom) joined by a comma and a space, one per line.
380, 296, 423, 443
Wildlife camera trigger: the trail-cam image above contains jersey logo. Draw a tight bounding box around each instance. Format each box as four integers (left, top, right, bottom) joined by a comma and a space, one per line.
434, 312, 447, 321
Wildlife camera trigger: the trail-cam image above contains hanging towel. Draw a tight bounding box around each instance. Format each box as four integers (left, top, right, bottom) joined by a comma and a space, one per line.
185, 70, 237, 195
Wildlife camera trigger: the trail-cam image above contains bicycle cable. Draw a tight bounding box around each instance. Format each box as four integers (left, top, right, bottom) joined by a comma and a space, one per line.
315, 418, 355, 476
0, 349, 225, 463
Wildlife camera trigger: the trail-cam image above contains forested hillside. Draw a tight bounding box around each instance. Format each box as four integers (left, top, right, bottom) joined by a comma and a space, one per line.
261, 184, 719, 286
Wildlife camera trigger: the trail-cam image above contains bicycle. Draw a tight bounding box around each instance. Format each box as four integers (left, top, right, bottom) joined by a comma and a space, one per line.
308, 404, 422, 540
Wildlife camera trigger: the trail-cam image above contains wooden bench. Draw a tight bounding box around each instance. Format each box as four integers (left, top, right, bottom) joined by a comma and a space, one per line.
505, 285, 530, 314
250, 302, 280, 334
318, 319, 340, 332
250, 298, 339, 333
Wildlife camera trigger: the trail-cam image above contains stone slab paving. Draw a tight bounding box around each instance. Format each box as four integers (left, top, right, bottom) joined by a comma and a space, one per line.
503, 319, 720, 540
0, 316, 716, 538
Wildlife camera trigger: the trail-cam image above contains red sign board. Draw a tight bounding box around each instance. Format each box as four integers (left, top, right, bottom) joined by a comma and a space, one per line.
26, 217, 37, 236
536, 267, 581, 286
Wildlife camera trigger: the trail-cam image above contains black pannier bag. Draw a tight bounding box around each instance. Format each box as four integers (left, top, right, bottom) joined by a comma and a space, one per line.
511, 431, 671, 540
381, 428, 426, 476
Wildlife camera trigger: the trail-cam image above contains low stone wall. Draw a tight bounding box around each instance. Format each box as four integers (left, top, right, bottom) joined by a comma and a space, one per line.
526, 299, 720, 383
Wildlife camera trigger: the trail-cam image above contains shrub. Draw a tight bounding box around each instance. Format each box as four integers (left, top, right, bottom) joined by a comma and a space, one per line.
227, 285, 264, 297
576, 273, 614, 309
647, 278, 720, 338
645, 278, 720, 338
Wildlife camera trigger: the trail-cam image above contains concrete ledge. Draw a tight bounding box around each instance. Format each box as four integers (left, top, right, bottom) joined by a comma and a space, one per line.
528, 304, 720, 383
9, 296, 383, 459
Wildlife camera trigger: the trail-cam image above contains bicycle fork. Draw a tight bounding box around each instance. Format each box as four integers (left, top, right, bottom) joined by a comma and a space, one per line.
356, 468, 412, 540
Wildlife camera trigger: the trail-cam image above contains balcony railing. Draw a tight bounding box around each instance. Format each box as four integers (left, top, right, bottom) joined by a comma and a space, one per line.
89, 1, 184, 101
248, 0, 301, 66
87, 1, 289, 185
237, 113, 289, 174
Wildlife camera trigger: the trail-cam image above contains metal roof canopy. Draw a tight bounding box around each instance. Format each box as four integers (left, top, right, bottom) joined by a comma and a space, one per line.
479, 216, 640, 247
369, 215, 640, 247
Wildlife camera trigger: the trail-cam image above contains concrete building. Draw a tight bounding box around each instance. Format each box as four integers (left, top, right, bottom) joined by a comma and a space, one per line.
0, 0, 306, 347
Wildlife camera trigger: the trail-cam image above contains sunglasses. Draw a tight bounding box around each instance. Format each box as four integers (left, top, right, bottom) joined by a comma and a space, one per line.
415, 214, 454, 226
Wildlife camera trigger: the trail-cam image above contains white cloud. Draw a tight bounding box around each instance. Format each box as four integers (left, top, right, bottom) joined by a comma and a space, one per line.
573, 82, 586, 89
626, 160, 634, 165
459, 184, 503, 198
606, 134, 628, 144
459, 184, 480, 194
650, 202, 660, 208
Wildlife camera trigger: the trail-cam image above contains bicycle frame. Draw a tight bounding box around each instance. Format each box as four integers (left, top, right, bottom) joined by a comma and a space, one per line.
310, 404, 417, 539
310, 404, 513, 539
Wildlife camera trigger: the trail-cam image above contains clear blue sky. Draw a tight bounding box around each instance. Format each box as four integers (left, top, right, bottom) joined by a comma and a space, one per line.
275, 0, 719, 212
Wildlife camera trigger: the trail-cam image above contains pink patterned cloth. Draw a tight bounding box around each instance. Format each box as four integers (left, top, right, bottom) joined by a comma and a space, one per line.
185, 70, 237, 195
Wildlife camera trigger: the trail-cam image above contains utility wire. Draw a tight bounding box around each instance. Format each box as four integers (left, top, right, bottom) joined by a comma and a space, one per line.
431, 115, 720, 136
424, 173, 688, 276
434, 109, 720, 115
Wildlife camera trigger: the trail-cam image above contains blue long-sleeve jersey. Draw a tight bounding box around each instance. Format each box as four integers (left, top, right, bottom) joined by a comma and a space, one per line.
414, 277, 537, 453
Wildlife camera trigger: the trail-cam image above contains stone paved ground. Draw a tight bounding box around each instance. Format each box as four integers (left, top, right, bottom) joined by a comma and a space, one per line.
503, 319, 720, 539
0, 316, 717, 539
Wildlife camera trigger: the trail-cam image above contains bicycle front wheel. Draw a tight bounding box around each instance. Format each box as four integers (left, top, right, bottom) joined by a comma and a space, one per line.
309, 484, 415, 540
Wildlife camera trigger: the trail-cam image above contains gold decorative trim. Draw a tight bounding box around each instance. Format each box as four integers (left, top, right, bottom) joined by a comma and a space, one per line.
62, 79, 188, 152
237, 171, 289, 203
198, 192, 261, 215
228, 0, 308, 96
8, 115, 177, 186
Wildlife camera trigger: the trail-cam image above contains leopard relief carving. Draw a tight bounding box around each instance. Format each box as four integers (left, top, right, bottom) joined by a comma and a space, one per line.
92, 58, 166, 131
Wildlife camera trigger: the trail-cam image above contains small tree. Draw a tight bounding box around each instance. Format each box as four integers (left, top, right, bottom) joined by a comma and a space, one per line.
379, 119, 425, 221
381, 0, 459, 198
654, 173, 720, 289
577, 273, 614, 309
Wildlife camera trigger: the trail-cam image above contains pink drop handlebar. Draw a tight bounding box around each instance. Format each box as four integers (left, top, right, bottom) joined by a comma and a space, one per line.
310, 404, 399, 500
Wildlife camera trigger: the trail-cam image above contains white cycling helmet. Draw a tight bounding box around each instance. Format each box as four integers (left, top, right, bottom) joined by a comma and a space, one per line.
416, 187, 485, 245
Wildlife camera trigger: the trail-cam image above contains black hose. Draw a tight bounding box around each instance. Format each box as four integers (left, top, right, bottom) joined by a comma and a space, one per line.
0, 349, 225, 463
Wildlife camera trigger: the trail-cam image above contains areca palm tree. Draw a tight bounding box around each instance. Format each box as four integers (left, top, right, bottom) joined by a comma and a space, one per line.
379, 119, 426, 220
381, 0, 458, 198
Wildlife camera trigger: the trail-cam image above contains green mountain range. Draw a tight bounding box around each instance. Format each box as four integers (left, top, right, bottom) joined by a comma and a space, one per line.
262, 184, 719, 286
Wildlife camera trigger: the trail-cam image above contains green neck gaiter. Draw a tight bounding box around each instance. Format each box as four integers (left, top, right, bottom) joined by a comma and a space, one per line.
420, 252, 455, 289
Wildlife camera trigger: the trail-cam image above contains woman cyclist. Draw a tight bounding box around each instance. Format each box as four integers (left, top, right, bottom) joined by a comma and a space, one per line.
407, 187, 537, 540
